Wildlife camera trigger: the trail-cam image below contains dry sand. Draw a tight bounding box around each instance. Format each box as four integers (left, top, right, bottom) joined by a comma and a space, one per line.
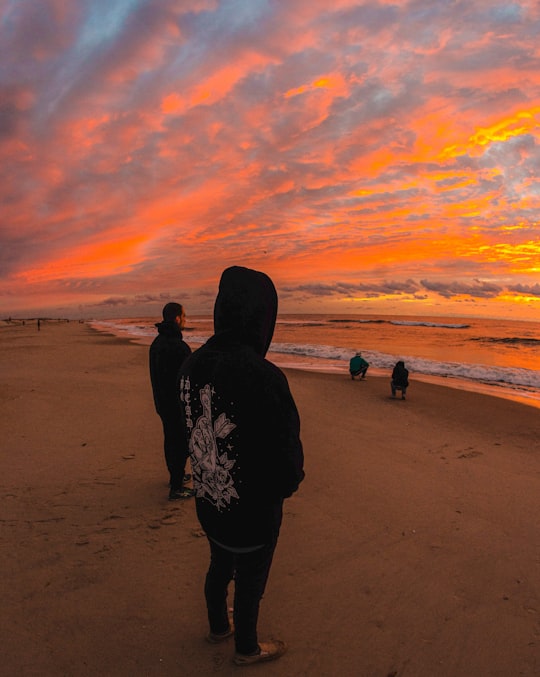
1, 320, 539, 676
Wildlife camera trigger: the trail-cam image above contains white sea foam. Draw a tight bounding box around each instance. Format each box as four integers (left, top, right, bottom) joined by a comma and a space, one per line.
269, 342, 540, 390
390, 320, 470, 329
326, 318, 470, 329
89, 316, 540, 407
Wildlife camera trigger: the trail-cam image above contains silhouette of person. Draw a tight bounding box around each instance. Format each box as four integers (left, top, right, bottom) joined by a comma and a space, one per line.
349, 351, 369, 379
149, 302, 194, 500
391, 360, 409, 399
178, 266, 304, 665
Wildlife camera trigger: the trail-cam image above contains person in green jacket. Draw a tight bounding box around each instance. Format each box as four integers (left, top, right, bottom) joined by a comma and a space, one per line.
349, 351, 369, 380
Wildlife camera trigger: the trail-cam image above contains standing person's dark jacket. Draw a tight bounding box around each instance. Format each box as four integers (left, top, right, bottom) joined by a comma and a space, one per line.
149, 320, 191, 417
178, 266, 304, 549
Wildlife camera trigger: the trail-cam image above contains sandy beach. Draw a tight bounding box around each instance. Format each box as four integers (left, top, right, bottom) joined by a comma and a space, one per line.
1, 320, 539, 677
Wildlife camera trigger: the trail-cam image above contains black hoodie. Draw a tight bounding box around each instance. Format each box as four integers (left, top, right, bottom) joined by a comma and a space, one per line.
149, 320, 191, 417
391, 360, 409, 387
178, 266, 304, 548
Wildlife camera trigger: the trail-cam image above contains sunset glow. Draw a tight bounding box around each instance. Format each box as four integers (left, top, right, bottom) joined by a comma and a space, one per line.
1, 0, 539, 320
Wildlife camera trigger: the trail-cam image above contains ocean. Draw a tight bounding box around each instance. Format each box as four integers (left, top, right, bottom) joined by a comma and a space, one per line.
90, 314, 540, 409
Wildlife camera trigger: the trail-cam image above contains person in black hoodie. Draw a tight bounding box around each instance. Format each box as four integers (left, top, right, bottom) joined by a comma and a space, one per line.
391, 360, 409, 399
149, 302, 194, 500
178, 266, 304, 666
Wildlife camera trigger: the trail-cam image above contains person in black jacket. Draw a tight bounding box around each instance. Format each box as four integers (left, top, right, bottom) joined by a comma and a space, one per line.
149, 302, 194, 500
391, 360, 409, 399
179, 266, 304, 666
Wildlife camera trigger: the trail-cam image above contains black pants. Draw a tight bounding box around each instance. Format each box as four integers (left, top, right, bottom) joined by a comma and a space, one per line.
391, 381, 407, 397
160, 414, 188, 490
205, 535, 279, 655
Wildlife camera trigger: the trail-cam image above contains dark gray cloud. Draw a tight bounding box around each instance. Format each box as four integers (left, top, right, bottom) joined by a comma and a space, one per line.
282, 277, 523, 303
284, 279, 421, 298
420, 279, 503, 299
508, 283, 540, 297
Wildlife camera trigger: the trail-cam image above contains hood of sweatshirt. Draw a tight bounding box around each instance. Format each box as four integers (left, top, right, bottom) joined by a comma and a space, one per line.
155, 320, 183, 339
213, 266, 277, 357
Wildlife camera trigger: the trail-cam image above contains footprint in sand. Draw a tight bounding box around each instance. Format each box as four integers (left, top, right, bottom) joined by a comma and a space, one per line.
457, 448, 483, 459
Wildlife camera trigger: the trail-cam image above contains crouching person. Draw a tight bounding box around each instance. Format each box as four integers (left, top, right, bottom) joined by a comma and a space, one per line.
391, 360, 409, 399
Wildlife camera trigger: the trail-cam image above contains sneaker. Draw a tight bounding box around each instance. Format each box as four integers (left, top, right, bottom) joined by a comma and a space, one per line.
168, 487, 195, 500
233, 639, 287, 666
168, 474, 192, 487
206, 626, 234, 644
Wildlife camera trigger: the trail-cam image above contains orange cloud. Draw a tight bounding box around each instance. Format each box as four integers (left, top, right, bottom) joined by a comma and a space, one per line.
161, 52, 274, 116
475, 241, 540, 273
284, 73, 348, 99
441, 106, 540, 159
18, 233, 151, 283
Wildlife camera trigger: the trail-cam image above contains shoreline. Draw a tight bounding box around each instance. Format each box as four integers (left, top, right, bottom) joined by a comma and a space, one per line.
2, 320, 539, 676
86, 319, 540, 410
270, 355, 540, 411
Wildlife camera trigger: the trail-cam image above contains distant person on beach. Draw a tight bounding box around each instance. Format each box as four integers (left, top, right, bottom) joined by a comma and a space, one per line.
391, 360, 409, 400
178, 266, 304, 666
349, 351, 369, 380
149, 302, 194, 500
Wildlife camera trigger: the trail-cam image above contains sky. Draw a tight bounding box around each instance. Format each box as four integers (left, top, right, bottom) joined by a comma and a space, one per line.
1, 0, 540, 321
